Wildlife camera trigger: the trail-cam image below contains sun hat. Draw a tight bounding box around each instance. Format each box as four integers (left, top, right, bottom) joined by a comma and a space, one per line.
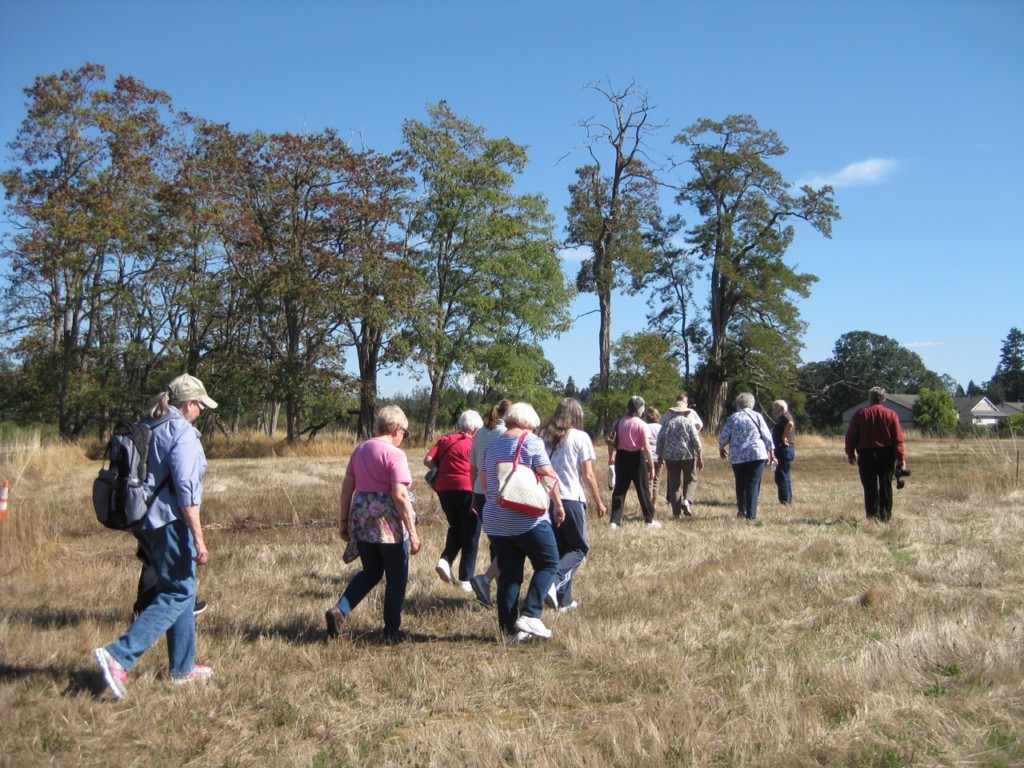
168, 374, 218, 409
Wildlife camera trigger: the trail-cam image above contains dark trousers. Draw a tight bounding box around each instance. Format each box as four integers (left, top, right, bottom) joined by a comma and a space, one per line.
857, 447, 897, 521
437, 489, 480, 582
610, 449, 656, 524
774, 444, 795, 504
491, 524, 559, 635
551, 499, 590, 607
337, 540, 410, 635
732, 459, 766, 519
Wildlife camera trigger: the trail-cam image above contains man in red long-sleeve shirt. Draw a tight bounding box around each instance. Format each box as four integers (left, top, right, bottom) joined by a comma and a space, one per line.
844, 387, 907, 522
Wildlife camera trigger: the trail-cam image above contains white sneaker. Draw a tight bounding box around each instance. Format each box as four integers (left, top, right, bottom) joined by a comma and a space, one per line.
514, 615, 552, 639
434, 558, 452, 584
457, 580, 473, 593
503, 631, 534, 645
558, 601, 579, 614
544, 583, 558, 610
609, 522, 619, 529
682, 499, 693, 517
646, 520, 662, 529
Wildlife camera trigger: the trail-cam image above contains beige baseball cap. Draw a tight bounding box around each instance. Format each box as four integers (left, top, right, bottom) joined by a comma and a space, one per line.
168, 374, 218, 409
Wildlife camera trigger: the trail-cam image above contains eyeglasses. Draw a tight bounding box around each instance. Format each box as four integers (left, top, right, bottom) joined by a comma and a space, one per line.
193, 400, 206, 412
400, 428, 410, 439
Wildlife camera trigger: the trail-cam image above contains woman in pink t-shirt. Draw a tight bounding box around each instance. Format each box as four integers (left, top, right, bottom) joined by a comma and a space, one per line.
325, 405, 421, 643
608, 395, 659, 528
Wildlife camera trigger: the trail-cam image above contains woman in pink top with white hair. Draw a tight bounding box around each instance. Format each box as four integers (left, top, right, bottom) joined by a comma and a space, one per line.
607, 396, 660, 528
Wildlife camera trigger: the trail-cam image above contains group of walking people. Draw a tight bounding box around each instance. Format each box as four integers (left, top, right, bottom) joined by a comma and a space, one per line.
91, 373, 902, 699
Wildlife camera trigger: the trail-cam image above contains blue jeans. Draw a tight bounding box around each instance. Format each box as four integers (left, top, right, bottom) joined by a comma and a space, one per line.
732, 460, 766, 519
336, 540, 409, 635
551, 499, 590, 607
774, 444, 795, 504
491, 523, 559, 634
437, 490, 481, 581
106, 519, 197, 677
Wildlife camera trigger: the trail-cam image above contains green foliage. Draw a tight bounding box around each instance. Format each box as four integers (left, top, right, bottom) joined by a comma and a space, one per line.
802, 331, 946, 431
1000, 412, 1024, 436
989, 327, 1024, 402
403, 101, 571, 438
913, 388, 958, 431
673, 114, 839, 430
565, 82, 663, 432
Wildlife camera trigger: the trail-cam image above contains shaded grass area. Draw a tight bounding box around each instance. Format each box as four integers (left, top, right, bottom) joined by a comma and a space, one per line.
1, 434, 1022, 766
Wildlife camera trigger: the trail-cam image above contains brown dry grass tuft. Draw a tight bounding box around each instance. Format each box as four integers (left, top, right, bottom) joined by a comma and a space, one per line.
1, 433, 1023, 766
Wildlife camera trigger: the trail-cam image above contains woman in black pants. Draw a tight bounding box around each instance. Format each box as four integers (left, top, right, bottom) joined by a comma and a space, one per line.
607, 396, 659, 528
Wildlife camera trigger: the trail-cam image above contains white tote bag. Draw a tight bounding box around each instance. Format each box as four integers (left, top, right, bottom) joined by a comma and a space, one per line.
496, 433, 557, 517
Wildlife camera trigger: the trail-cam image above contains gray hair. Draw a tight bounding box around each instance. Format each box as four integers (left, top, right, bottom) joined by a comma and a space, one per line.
458, 409, 484, 432
627, 395, 646, 417
772, 399, 788, 414
868, 386, 887, 404
734, 392, 755, 410
374, 405, 409, 436
504, 402, 541, 430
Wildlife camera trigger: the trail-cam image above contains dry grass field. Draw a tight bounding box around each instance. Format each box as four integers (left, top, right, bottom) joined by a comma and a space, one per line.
1, 430, 1022, 767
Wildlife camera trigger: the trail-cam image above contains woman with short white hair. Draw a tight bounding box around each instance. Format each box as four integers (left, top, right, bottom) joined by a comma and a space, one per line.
718, 392, 775, 521
424, 409, 483, 591
326, 404, 421, 642
480, 402, 564, 642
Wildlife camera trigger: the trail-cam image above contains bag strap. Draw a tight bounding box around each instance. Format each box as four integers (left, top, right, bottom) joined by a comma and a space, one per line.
433, 432, 468, 468
510, 432, 528, 470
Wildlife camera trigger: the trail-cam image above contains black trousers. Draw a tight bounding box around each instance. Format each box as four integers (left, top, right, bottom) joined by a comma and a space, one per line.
857, 447, 897, 521
610, 449, 656, 524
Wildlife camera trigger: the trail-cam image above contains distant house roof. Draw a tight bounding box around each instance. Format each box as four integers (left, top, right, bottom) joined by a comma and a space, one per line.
953, 396, 1002, 426
997, 402, 1024, 416
842, 394, 917, 426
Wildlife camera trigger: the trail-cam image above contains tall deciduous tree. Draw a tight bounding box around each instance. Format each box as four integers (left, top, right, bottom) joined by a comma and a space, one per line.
645, 215, 706, 389
403, 102, 571, 439
673, 114, 839, 430
199, 125, 366, 442
1, 63, 174, 438
565, 82, 664, 435
800, 330, 946, 430
334, 148, 418, 438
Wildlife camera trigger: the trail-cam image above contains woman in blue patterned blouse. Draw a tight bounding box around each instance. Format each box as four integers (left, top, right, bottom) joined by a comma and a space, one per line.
718, 392, 776, 521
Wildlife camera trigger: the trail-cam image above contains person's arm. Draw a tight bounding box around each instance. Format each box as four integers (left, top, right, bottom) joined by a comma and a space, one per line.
390, 482, 421, 555
893, 415, 906, 468
339, 473, 355, 541
845, 415, 858, 464
180, 505, 207, 565
535, 464, 565, 526
423, 440, 439, 469
693, 427, 705, 471
581, 459, 607, 518
781, 417, 795, 446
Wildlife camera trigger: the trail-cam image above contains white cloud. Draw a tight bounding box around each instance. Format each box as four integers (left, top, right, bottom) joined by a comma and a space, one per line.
905, 341, 945, 349
558, 245, 592, 263
802, 157, 901, 189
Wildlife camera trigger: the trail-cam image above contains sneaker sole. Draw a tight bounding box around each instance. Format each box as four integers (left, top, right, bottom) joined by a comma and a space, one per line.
470, 579, 492, 608
94, 648, 126, 700
325, 607, 344, 639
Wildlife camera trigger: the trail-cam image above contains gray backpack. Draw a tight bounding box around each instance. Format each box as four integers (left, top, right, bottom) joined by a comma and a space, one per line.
92, 416, 172, 530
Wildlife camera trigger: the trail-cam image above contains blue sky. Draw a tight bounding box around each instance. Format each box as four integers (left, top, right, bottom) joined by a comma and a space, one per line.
2, 1, 1021, 397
